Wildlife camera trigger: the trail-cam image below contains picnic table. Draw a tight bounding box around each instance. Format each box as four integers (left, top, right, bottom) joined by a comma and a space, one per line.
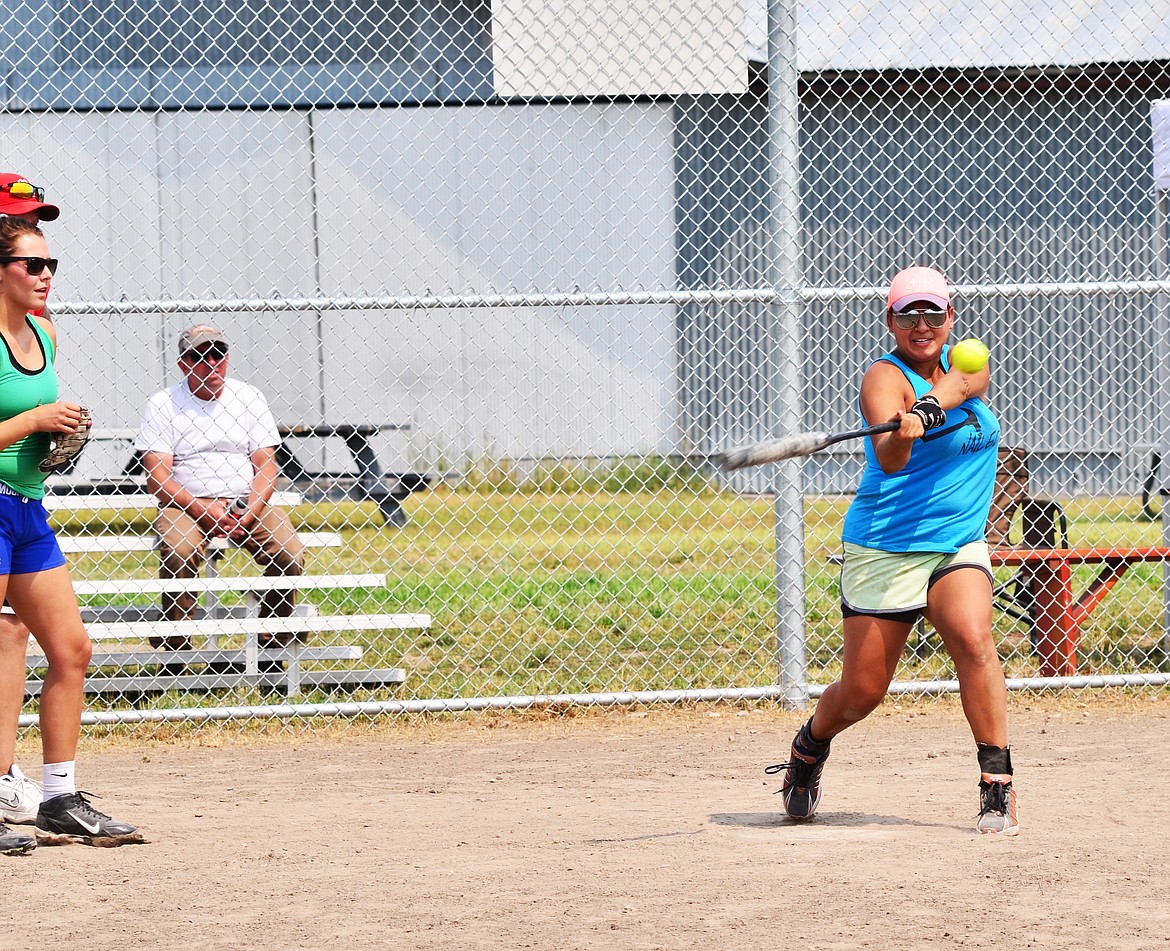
274, 423, 430, 526
989, 545, 1170, 677
75, 422, 430, 527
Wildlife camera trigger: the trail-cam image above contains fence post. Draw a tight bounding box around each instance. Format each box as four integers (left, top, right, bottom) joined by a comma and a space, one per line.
766, 0, 809, 706
1154, 102, 1170, 663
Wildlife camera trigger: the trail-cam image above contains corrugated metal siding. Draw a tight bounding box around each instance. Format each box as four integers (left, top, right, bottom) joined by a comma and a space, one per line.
675, 95, 771, 455
19, 102, 678, 474
7, 0, 494, 109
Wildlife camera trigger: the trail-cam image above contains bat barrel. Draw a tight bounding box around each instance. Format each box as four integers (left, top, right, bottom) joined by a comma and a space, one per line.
719, 432, 831, 471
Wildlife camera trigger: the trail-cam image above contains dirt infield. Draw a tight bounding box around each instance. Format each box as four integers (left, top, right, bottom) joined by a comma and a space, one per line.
3, 697, 1169, 950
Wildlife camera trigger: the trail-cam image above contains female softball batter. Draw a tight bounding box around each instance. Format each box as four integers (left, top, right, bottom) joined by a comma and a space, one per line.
768, 265, 1018, 835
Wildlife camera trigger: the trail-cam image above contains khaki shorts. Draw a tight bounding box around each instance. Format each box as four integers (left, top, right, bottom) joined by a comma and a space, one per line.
840, 541, 993, 617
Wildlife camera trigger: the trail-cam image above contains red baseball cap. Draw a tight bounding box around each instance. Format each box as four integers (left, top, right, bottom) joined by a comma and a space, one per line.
0, 173, 60, 221
887, 266, 950, 312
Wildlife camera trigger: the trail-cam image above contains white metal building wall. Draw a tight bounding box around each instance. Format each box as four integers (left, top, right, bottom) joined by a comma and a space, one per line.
4, 103, 678, 476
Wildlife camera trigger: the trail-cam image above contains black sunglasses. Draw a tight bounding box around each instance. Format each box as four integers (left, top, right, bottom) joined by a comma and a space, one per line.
0, 180, 45, 202
185, 343, 229, 363
0, 256, 58, 276
892, 307, 948, 329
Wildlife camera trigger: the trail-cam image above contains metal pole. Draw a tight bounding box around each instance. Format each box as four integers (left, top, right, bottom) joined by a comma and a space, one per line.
1149, 101, 1170, 661
307, 110, 329, 457
1158, 189, 1170, 660
46, 281, 1170, 318
766, 0, 808, 706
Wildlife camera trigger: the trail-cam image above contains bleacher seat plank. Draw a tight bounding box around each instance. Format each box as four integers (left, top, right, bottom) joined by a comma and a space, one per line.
83, 613, 431, 643
72, 572, 386, 596
75, 604, 324, 625
25, 668, 407, 697
45, 490, 303, 512
28, 646, 366, 669
58, 531, 342, 554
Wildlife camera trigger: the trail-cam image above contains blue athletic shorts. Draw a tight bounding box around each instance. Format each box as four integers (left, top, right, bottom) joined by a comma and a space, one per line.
0, 491, 66, 576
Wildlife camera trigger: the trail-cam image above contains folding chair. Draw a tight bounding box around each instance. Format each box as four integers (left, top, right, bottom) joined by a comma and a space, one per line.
992, 498, 1070, 632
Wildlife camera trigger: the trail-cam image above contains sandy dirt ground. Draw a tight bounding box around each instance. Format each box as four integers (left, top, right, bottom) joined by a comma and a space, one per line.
3, 697, 1169, 951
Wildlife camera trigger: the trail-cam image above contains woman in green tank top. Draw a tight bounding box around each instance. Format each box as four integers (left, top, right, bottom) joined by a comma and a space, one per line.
0, 217, 141, 847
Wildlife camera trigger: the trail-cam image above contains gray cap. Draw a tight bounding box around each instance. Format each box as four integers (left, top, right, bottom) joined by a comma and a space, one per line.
178, 324, 227, 357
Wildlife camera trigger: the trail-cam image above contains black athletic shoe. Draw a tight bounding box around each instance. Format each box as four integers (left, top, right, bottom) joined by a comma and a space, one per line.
765, 723, 830, 821
35, 792, 145, 847
0, 821, 35, 856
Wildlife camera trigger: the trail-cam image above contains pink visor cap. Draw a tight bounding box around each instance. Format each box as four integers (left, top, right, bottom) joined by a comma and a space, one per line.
887, 266, 951, 312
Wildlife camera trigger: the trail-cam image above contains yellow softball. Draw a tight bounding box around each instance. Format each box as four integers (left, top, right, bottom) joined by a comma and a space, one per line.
951, 338, 989, 373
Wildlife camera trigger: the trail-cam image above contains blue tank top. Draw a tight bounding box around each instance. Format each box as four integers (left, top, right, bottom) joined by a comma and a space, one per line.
841, 346, 1000, 552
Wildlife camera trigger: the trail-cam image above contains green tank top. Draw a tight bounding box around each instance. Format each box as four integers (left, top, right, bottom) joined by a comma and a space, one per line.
0, 318, 58, 499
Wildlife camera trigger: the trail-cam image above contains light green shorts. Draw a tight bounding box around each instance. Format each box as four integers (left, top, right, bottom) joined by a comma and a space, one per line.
840, 541, 993, 618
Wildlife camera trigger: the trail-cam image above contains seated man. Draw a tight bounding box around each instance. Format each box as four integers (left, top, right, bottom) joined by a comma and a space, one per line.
135, 324, 305, 654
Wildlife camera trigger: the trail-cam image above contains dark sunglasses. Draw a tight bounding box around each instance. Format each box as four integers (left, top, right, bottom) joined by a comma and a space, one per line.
892, 307, 948, 330
0, 180, 45, 202
185, 343, 229, 363
0, 255, 58, 276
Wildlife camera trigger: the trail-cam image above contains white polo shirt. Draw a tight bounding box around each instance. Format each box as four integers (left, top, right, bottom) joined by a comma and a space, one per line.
135, 378, 280, 498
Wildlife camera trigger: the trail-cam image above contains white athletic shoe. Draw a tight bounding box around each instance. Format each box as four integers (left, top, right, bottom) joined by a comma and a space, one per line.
0, 765, 43, 825
977, 774, 1019, 836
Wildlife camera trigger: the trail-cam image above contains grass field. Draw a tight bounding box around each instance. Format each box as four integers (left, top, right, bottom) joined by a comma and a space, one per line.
47, 484, 1170, 713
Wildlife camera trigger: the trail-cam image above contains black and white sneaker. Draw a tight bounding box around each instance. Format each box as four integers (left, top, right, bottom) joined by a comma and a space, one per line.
765, 719, 831, 821
35, 792, 145, 847
977, 774, 1020, 835
0, 821, 35, 856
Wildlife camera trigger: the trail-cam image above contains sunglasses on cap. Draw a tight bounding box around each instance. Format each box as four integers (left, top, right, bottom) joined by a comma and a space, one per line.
0, 180, 46, 202
184, 342, 229, 363
0, 256, 58, 276
892, 306, 948, 330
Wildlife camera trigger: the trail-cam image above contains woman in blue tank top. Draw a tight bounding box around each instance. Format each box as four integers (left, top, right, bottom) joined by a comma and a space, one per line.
766, 266, 1018, 836
0, 217, 141, 850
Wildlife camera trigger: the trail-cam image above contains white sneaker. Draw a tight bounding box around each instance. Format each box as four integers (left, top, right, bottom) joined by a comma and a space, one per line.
0, 765, 43, 825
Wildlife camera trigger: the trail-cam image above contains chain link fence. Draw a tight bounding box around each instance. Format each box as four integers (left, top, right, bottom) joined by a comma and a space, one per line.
4, 0, 1170, 732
